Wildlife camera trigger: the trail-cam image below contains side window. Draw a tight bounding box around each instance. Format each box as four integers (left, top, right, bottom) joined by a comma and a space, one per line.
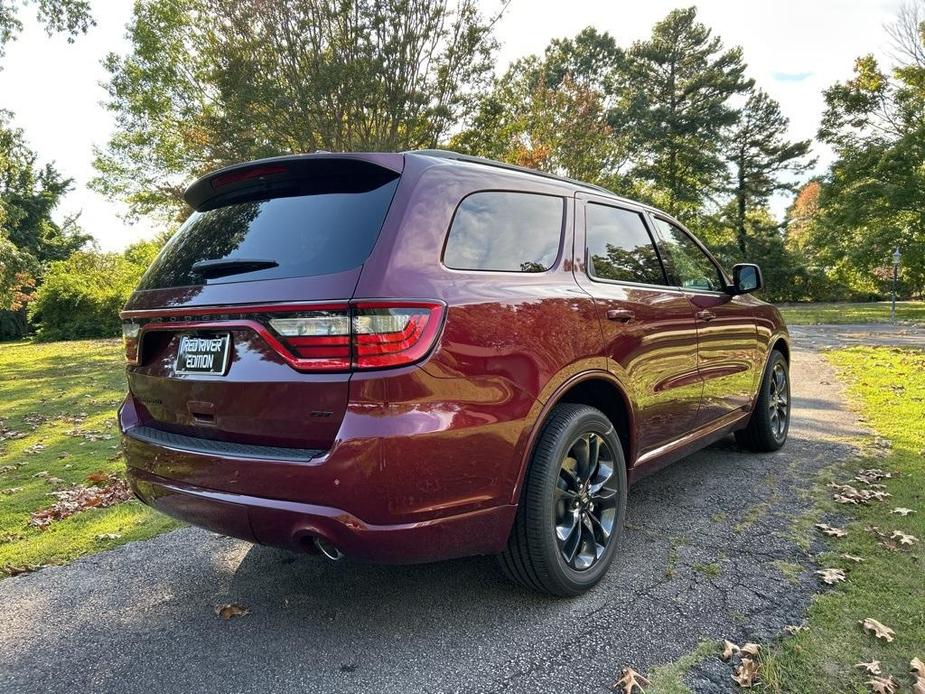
586, 204, 667, 285
652, 218, 726, 291
443, 191, 564, 272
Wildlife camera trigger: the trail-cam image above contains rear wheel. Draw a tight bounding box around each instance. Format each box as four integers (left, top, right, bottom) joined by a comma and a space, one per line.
499, 403, 627, 597
735, 350, 790, 452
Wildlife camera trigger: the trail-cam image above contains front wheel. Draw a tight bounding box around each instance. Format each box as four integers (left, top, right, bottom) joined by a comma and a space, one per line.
499, 403, 627, 597
735, 350, 790, 452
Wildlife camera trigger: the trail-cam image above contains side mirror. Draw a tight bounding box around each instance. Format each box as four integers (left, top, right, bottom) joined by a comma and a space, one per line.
729, 263, 763, 295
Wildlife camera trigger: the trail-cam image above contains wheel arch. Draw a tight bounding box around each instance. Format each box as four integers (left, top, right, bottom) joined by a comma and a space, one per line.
770, 334, 790, 363
509, 371, 635, 505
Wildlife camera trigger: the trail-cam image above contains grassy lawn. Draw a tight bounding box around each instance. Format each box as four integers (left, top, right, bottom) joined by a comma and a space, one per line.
0, 339, 179, 575
777, 301, 925, 325
763, 346, 925, 692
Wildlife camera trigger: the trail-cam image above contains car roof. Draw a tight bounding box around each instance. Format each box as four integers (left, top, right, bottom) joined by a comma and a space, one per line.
407, 149, 657, 213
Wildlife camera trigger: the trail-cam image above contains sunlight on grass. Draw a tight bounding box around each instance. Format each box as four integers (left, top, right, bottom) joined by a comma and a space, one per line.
762, 347, 925, 693
0, 339, 181, 574
777, 301, 925, 325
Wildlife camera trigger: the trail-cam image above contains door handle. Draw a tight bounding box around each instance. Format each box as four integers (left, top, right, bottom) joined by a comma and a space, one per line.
606, 309, 635, 322
696, 310, 717, 321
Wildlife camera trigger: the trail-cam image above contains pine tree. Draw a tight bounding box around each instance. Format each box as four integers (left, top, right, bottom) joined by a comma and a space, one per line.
620, 7, 751, 217
726, 89, 813, 254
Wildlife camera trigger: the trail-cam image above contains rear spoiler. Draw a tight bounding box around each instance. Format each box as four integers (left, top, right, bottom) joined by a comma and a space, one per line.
184, 152, 405, 211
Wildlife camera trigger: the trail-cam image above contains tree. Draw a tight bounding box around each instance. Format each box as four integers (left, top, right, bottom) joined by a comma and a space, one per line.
451, 61, 623, 184
93, 0, 504, 220
619, 7, 751, 218
29, 241, 157, 340
452, 27, 629, 187
813, 0, 925, 297
1, 111, 89, 335
0, 0, 93, 61
724, 89, 813, 255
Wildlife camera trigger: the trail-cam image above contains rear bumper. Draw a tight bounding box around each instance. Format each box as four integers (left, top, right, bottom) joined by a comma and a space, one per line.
128, 442, 516, 564
128, 466, 516, 563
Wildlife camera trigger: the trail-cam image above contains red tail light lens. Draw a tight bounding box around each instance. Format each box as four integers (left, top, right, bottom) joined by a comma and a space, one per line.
122, 321, 141, 365
266, 302, 443, 371
268, 310, 351, 370
352, 302, 444, 369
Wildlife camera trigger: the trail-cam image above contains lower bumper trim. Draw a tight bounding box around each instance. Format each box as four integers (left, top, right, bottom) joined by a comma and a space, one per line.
124, 425, 323, 462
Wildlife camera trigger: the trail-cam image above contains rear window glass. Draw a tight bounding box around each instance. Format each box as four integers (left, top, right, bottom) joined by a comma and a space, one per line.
443, 191, 564, 272
586, 204, 666, 285
137, 177, 399, 289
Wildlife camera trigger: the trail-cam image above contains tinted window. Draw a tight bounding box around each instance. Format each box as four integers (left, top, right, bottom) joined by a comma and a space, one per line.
137, 177, 399, 289
586, 204, 666, 285
652, 218, 726, 291
443, 192, 563, 272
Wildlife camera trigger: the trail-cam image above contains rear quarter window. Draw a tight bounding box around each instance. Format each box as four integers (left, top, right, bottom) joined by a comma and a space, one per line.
443, 191, 564, 272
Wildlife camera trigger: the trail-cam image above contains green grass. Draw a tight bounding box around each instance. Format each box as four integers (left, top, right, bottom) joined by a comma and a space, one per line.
648, 640, 720, 693
777, 301, 925, 325
0, 339, 179, 574
762, 346, 925, 693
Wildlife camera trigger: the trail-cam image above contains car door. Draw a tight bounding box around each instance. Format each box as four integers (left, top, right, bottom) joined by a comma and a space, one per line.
649, 215, 761, 427
573, 194, 702, 456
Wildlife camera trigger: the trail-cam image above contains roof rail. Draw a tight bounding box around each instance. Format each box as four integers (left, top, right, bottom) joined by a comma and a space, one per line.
411, 149, 615, 196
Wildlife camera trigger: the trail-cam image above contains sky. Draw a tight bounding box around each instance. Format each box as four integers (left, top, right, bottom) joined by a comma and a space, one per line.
0, 0, 905, 251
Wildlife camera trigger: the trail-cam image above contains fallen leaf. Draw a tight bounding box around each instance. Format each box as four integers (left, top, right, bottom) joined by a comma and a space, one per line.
95, 533, 122, 541
860, 618, 895, 642
85, 470, 110, 485
741, 643, 761, 657
912, 658, 925, 677
784, 625, 807, 635
721, 640, 740, 660
891, 530, 919, 546
855, 660, 882, 675
816, 568, 846, 585
866, 526, 901, 551
891, 508, 915, 516
612, 667, 650, 693
856, 468, 892, 484
28, 476, 132, 528
913, 678, 925, 694
816, 523, 848, 538
215, 603, 250, 620
732, 657, 760, 688
831, 483, 891, 504
841, 554, 865, 563
1, 487, 22, 495
867, 675, 896, 694
1, 563, 46, 576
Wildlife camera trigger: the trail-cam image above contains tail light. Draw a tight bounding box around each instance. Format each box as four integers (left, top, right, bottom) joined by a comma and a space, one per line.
122, 301, 445, 372
268, 310, 352, 371
352, 303, 444, 369
122, 321, 141, 365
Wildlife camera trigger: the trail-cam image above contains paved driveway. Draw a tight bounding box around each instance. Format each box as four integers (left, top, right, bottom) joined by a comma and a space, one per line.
0, 335, 870, 693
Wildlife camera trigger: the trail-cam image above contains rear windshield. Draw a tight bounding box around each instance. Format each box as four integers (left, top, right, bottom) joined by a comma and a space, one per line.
137, 176, 400, 289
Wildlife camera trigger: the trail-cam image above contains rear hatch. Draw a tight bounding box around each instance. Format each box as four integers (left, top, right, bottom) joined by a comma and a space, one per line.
121, 154, 404, 451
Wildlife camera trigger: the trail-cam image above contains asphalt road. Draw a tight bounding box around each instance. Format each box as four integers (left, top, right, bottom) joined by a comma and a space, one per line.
0, 334, 870, 694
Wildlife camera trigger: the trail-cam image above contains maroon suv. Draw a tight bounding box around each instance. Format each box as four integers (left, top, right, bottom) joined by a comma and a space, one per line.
119, 151, 790, 596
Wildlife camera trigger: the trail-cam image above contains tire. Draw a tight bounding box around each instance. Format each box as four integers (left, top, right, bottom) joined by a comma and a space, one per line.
498, 403, 627, 597
735, 350, 790, 452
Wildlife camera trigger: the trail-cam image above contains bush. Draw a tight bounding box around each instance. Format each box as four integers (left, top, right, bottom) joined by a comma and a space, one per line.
28, 242, 158, 341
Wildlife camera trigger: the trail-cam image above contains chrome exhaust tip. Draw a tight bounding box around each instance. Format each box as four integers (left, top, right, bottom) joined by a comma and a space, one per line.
314, 536, 344, 561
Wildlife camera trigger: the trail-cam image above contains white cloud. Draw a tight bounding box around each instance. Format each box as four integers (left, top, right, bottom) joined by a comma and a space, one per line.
0, 0, 906, 250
